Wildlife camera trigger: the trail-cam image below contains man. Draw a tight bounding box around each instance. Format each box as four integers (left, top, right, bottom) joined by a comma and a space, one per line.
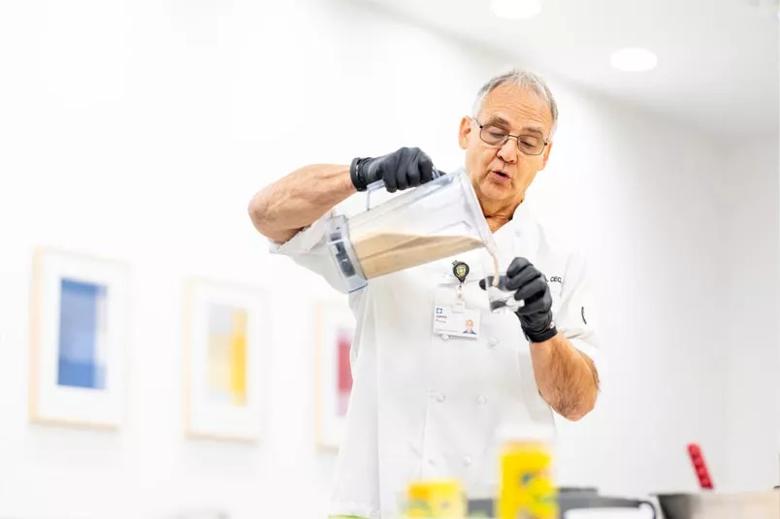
463, 319, 477, 335
248, 69, 600, 519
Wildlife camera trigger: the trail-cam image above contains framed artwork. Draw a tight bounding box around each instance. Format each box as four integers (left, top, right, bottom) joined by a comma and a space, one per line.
314, 300, 356, 450
28, 248, 129, 429
183, 279, 269, 442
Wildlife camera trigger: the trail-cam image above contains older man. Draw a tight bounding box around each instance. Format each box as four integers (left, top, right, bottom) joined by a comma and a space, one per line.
249, 69, 600, 519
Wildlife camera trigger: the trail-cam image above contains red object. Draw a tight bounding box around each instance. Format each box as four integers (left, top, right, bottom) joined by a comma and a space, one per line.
687, 443, 714, 490
336, 329, 353, 416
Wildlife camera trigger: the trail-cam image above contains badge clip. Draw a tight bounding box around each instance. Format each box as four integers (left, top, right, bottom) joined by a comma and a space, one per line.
452, 261, 469, 284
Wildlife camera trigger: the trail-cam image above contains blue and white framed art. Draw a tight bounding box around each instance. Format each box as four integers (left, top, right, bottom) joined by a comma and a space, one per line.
28, 249, 129, 429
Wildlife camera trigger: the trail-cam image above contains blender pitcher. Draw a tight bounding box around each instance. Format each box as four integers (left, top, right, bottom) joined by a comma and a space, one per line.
325, 168, 498, 292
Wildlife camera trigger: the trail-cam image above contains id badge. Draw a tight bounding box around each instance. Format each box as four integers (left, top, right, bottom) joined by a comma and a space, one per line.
432, 259, 481, 339
432, 303, 481, 339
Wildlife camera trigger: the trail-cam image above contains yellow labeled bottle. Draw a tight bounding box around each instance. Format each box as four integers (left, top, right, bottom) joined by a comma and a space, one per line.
496, 425, 558, 519
404, 479, 466, 518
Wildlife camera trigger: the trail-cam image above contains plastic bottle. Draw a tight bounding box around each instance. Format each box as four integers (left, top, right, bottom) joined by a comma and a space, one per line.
496, 425, 558, 519
403, 479, 466, 518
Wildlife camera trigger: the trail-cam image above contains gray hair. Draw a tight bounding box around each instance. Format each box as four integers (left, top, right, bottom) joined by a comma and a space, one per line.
472, 69, 558, 134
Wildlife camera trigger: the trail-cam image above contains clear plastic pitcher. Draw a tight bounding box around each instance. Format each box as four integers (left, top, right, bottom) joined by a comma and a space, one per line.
326, 168, 498, 292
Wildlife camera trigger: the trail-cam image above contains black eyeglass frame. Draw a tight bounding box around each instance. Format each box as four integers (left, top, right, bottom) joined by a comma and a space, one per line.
472, 117, 550, 156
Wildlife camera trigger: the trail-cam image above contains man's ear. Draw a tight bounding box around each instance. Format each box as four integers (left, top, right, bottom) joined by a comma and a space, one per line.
458, 116, 472, 150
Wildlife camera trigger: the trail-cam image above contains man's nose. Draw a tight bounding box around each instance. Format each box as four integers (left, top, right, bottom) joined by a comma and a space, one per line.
497, 138, 518, 164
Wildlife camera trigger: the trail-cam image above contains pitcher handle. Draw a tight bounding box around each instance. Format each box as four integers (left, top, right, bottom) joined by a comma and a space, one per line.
365, 167, 443, 211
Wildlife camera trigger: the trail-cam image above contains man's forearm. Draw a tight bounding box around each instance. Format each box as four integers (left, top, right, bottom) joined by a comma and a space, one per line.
529, 333, 599, 421
248, 164, 355, 243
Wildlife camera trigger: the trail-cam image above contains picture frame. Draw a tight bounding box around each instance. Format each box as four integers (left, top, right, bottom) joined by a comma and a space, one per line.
183, 279, 270, 442
28, 248, 130, 429
314, 300, 356, 450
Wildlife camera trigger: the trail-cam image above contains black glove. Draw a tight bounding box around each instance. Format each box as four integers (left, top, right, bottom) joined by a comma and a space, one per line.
350, 147, 436, 193
479, 257, 558, 343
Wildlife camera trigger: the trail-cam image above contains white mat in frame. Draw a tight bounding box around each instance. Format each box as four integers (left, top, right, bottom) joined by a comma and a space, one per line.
315, 299, 356, 450
183, 278, 270, 442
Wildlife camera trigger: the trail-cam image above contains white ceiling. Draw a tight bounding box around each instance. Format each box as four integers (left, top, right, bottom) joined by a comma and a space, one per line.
357, 0, 779, 139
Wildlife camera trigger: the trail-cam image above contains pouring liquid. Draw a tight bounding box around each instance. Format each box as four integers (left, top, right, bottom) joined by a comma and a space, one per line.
489, 249, 500, 287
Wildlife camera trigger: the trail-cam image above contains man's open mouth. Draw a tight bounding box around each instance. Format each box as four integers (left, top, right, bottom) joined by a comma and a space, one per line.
491, 170, 510, 180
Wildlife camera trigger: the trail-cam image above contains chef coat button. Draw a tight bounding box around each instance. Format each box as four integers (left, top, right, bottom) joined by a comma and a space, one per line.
441, 334, 450, 341
436, 393, 447, 403
462, 456, 472, 467
476, 395, 488, 406
488, 337, 499, 348
427, 458, 437, 467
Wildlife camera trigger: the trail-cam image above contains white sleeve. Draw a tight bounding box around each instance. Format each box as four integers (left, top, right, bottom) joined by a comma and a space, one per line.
268, 212, 351, 294
556, 253, 603, 378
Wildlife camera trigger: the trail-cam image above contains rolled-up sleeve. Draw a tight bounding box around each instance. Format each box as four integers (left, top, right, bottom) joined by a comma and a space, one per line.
556, 253, 602, 378
269, 212, 350, 294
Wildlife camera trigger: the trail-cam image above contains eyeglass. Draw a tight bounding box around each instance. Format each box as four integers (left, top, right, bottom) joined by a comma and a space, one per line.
473, 118, 549, 156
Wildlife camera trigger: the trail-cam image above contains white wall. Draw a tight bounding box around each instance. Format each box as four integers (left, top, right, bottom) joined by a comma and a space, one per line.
0, 0, 777, 517
719, 136, 780, 491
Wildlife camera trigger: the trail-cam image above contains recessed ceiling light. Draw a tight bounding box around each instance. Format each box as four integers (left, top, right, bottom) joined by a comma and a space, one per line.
490, 0, 542, 20
610, 47, 658, 72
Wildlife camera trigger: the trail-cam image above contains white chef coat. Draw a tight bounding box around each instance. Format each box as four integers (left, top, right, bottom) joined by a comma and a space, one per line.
271, 201, 600, 519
